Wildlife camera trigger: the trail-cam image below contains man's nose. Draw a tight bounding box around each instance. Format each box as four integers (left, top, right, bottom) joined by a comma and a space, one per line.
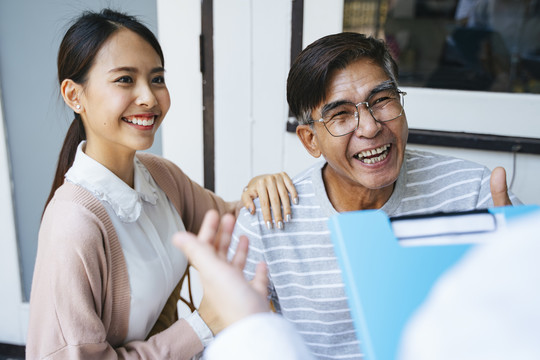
353, 105, 381, 138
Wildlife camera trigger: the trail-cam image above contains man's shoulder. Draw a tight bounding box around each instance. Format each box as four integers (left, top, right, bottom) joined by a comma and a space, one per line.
405, 149, 488, 171
291, 160, 324, 184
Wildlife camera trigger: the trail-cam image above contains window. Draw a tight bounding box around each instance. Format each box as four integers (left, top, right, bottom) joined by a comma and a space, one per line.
344, 0, 540, 94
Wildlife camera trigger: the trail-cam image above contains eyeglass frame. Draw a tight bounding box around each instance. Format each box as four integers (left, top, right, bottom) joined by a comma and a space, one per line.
307, 90, 407, 137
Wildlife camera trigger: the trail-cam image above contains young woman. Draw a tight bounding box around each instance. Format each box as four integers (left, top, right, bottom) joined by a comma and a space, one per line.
27, 9, 295, 359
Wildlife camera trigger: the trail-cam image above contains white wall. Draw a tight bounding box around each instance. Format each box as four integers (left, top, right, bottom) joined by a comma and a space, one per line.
213, 0, 295, 200
158, 0, 204, 184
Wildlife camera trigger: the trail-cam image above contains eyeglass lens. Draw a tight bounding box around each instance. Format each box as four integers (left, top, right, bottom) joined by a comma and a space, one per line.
323, 91, 404, 136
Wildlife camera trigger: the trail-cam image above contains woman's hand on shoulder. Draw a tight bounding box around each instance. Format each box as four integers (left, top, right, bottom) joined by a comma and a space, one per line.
241, 172, 298, 230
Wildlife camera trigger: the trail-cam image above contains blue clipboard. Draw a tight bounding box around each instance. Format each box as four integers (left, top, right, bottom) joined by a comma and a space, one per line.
328, 205, 540, 360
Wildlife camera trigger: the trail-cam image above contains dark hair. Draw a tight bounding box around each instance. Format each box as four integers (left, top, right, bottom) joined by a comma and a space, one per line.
287, 32, 399, 124
44, 8, 165, 213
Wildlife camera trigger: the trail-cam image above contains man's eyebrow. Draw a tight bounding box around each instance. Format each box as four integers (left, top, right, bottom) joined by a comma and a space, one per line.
108, 66, 165, 74
366, 80, 398, 100
320, 100, 352, 117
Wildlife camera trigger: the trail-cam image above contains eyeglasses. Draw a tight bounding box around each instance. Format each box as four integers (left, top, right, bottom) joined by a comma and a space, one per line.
308, 90, 406, 137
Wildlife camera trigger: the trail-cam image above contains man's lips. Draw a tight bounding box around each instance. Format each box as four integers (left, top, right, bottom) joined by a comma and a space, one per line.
353, 144, 391, 164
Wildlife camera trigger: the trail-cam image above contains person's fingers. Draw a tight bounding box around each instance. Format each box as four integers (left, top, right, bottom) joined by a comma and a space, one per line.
273, 174, 292, 226
490, 167, 512, 207
241, 189, 256, 214
196, 210, 221, 246
231, 235, 249, 270
172, 230, 208, 271
172, 210, 222, 271
250, 262, 269, 299
256, 180, 273, 229
264, 176, 284, 229
215, 213, 236, 259
281, 172, 299, 207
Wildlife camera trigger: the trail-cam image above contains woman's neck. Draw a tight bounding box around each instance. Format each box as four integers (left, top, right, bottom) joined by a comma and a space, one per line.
83, 142, 136, 188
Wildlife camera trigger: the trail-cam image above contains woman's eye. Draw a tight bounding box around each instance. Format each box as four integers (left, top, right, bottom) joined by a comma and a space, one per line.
152, 75, 165, 84
115, 76, 133, 84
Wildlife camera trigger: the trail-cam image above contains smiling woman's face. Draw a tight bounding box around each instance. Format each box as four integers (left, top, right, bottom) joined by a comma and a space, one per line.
78, 28, 170, 161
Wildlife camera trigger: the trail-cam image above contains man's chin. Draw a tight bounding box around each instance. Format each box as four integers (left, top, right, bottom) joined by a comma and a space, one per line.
358, 173, 399, 191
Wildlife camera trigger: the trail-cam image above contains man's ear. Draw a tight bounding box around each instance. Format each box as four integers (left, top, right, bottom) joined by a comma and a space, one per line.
296, 124, 322, 158
60, 79, 83, 113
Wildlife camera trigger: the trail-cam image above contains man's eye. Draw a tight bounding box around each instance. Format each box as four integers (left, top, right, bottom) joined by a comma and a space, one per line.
326, 105, 356, 121
330, 110, 350, 120
370, 92, 400, 108
371, 96, 391, 106
115, 76, 133, 83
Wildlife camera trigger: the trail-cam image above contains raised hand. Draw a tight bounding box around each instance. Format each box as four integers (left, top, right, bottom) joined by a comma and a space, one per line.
172, 210, 269, 334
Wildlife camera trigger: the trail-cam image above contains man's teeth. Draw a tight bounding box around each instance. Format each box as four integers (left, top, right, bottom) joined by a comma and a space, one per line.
123, 117, 155, 126
355, 144, 390, 164
362, 152, 388, 164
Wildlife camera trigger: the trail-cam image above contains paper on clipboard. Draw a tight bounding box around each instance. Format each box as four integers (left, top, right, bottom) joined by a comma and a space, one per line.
390, 209, 504, 246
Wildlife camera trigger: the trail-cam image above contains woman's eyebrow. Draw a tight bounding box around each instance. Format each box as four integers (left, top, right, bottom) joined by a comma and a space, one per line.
151, 66, 166, 74
108, 66, 165, 74
108, 66, 137, 74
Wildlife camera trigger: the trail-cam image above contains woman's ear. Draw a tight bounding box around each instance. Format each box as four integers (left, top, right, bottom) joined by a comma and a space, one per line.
60, 79, 83, 113
296, 124, 322, 158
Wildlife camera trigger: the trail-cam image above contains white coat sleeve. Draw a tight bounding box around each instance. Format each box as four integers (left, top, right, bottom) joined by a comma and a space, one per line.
203, 313, 314, 360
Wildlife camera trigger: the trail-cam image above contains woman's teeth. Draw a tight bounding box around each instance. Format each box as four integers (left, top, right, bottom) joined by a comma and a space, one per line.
123, 117, 155, 126
355, 144, 390, 164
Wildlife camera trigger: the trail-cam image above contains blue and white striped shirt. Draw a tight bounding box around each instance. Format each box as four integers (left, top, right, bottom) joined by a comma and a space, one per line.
231, 149, 521, 360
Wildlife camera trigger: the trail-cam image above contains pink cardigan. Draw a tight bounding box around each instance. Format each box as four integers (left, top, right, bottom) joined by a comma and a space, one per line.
27, 153, 234, 359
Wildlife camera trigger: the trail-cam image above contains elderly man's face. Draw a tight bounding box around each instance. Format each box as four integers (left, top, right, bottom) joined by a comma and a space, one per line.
298, 58, 408, 201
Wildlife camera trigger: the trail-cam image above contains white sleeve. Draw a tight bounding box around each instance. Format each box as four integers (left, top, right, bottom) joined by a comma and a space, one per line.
185, 310, 214, 348
203, 313, 314, 360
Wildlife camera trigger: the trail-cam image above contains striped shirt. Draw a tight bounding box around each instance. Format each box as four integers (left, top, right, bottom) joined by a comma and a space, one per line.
230, 149, 521, 360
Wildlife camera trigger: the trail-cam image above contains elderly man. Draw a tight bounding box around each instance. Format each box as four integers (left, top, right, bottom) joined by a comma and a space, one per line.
230, 32, 519, 359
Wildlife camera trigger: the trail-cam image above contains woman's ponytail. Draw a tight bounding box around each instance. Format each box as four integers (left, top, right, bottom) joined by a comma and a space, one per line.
42, 114, 86, 215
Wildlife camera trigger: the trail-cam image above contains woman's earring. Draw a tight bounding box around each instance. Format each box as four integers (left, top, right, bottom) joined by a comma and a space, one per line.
75, 104, 81, 110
